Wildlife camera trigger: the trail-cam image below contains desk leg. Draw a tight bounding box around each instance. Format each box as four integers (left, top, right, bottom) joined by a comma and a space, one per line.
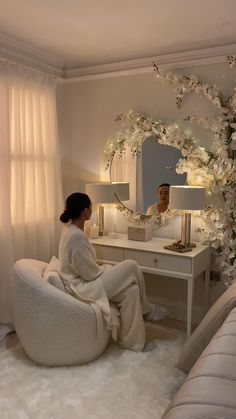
187, 277, 194, 339
204, 266, 210, 313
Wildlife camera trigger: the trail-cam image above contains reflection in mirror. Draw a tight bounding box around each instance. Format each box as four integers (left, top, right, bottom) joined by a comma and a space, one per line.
141, 137, 186, 214
110, 145, 136, 212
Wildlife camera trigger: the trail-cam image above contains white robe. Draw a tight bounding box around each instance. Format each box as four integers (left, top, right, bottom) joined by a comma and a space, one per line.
57, 224, 153, 350
58, 224, 114, 333
146, 202, 159, 215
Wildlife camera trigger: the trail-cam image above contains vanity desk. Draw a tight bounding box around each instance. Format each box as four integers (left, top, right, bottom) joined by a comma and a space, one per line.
91, 234, 211, 338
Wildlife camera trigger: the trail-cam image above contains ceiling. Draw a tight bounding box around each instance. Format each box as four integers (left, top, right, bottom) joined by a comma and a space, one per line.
0, 0, 236, 77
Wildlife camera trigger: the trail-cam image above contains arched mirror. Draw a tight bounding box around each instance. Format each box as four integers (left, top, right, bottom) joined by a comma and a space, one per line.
109, 136, 186, 217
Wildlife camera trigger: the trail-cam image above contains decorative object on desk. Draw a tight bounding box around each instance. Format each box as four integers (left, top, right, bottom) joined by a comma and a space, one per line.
128, 225, 152, 242
108, 224, 119, 239
164, 240, 192, 253
168, 185, 206, 251
85, 182, 129, 236
90, 224, 99, 239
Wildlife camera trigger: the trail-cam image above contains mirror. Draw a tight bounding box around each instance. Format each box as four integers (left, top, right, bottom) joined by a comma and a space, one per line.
110, 136, 186, 216
142, 137, 186, 214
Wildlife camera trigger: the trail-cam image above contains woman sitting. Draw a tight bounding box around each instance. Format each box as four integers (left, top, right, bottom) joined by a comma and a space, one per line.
58, 192, 168, 352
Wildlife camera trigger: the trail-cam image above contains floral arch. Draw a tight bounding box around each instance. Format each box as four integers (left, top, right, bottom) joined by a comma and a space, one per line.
104, 58, 236, 286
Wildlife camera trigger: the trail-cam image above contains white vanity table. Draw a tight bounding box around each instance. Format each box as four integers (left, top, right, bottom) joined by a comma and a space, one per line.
91, 234, 211, 338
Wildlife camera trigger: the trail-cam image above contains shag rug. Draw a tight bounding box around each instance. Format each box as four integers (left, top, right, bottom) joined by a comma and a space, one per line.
0, 326, 185, 419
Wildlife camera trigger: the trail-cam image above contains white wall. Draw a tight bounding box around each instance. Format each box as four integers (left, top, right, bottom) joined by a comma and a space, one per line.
57, 61, 234, 322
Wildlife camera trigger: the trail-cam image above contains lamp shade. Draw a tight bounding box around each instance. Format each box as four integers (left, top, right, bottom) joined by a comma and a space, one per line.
112, 182, 130, 201
169, 186, 205, 210
85, 182, 129, 204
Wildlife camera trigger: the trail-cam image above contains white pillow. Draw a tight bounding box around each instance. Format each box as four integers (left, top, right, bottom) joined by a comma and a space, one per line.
43, 256, 65, 292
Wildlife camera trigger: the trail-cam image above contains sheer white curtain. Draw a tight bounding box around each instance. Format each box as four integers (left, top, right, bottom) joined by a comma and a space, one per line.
0, 60, 63, 326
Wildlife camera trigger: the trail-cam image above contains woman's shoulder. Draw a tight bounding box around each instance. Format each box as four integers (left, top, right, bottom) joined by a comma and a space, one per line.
61, 224, 87, 245
146, 203, 158, 215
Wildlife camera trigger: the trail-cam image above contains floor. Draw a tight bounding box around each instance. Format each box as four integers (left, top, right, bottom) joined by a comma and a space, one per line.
0, 319, 186, 353
2, 318, 185, 351
158, 317, 187, 331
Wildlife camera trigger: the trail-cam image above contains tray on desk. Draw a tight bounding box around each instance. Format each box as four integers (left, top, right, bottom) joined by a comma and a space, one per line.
164, 244, 192, 253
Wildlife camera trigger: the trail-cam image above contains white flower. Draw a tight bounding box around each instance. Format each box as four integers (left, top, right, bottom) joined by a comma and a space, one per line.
231, 131, 236, 141
211, 97, 222, 108
212, 239, 222, 249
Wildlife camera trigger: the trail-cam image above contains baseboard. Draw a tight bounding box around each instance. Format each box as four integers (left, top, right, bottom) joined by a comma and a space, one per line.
148, 296, 205, 326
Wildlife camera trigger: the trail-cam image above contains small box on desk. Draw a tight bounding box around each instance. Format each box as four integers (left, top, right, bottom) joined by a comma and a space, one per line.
128, 226, 152, 242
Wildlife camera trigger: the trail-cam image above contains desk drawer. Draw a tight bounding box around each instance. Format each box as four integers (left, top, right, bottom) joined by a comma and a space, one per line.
93, 245, 123, 263
124, 249, 192, 274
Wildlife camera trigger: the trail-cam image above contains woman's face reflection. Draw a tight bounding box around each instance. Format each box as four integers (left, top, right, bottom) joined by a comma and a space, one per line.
157, 186, 169, 205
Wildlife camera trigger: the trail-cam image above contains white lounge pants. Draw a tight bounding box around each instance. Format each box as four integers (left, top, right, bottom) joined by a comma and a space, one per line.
100, 259, 153, 351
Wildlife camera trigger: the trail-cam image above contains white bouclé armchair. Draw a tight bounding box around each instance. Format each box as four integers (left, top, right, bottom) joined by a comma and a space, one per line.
12, 259, 110, 366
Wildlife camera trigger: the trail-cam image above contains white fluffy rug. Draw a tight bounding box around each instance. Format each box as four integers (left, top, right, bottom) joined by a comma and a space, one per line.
0, 326, 185, 419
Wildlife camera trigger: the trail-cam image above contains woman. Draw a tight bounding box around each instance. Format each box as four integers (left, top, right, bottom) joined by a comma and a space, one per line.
146, 183, 170, 215
58, 192, 168, 352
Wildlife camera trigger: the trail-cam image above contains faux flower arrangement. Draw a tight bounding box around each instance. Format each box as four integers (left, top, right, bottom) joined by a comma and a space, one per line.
153, 60, 236, 285
104, 58, 236, 285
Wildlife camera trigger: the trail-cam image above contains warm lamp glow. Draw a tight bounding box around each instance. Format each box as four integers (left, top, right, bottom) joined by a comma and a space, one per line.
85, 182, 129, 235
169, 186, 206, 247
169, 186, 205, 211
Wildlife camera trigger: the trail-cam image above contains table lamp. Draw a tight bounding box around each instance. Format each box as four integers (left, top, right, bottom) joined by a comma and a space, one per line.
166, 185, 206, 252
85, 182, 129, 236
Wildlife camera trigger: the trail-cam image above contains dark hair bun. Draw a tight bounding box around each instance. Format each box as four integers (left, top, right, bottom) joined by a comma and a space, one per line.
59, 192, 91, 223
60, 210, 70, 223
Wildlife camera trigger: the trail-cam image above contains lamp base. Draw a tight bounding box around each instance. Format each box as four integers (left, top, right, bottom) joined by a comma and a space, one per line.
180, 241, 196, 249
97, 204, 104, 236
